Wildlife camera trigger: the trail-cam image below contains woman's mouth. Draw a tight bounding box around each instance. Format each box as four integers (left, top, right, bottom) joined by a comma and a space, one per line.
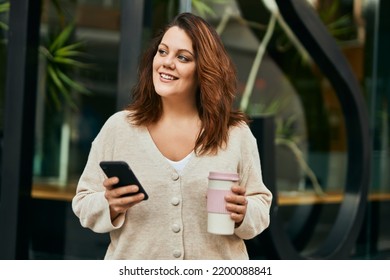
160, 73, 177, 81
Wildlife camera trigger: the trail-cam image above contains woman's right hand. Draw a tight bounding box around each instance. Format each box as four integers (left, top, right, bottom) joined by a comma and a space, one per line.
103, 176, 145, 221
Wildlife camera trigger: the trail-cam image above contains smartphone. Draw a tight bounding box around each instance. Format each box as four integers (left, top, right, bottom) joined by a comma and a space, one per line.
99, 161, 149, 200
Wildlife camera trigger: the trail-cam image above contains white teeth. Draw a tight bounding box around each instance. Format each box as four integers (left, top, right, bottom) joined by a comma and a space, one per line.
160, 73, 175, 80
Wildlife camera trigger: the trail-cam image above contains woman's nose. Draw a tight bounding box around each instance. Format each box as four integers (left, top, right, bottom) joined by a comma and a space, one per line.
163, 56, 175, 69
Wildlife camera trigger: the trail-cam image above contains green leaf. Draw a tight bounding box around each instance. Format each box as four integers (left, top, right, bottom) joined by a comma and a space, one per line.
56, 69, 91, 94
48, 84, 62, 111
0, 2, 9, 31
50, 67, 78, 110
54, 41, 85, 57
49, 23, 75, 53
0, 2, 10, 13
47, 65, 68, 97
53, 57, 90, 68
55, 50, 86, 58
39, 46, 54, 61
0, 21, 8, 31
192, 0, 216, 17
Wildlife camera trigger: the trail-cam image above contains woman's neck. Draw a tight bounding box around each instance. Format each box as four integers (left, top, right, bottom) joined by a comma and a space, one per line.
160, 99, 199, 123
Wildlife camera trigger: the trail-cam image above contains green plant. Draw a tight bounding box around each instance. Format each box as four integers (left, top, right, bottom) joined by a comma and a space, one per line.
0, 1, 9, 43
39, 22, 91, 111
317, 0, 356, 42
192, 0, 227, 17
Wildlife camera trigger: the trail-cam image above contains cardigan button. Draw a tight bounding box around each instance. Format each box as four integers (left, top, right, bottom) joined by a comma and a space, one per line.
173, 250, 182, 258
171, 223, 181, 233
171, 173, 180, 181
171, 197, 180, 206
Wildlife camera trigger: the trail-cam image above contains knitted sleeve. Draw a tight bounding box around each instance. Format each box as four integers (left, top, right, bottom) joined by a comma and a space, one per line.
72, 112, 126, 233
234, 125, 273, 240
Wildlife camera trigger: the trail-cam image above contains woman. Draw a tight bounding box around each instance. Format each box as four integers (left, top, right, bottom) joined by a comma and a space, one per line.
72, 12, 272, 260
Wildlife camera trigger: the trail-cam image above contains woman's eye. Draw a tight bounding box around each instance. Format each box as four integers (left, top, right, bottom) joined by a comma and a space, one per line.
178, 55, 189, 62
158, 49, 167, 56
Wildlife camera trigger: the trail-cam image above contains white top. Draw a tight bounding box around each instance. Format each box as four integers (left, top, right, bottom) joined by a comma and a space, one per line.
165, 152, 193, 174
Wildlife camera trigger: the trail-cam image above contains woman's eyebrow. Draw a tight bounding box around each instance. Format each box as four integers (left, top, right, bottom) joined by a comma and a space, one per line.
159, 42, 194, 57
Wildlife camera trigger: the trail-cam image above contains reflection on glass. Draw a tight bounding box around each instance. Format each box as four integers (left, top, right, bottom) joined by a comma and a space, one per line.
193, 0, 366, 255
33, 1, 120, 189
24, 0, 389, 259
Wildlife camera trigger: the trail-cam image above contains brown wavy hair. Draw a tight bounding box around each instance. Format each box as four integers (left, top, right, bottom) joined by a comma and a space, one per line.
126, 12, 248, 155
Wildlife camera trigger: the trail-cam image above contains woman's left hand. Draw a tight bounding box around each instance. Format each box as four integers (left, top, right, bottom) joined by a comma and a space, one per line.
225, 185, 248, 226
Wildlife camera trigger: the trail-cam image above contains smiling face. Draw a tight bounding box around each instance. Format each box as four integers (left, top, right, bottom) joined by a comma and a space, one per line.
152, 26, 198, 102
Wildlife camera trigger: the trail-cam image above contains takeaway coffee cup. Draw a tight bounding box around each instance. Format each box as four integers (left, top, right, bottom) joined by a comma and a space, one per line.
207, 171, 239, 235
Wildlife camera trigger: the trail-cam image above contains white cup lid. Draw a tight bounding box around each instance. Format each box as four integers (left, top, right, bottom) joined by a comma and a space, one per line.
208, 172, 239, 181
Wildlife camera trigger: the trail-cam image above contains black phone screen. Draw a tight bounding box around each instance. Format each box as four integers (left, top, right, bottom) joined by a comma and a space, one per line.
99, 161, 149, 200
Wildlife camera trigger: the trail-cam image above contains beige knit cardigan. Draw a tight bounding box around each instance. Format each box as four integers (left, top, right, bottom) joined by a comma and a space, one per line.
72, 110, 272, 260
